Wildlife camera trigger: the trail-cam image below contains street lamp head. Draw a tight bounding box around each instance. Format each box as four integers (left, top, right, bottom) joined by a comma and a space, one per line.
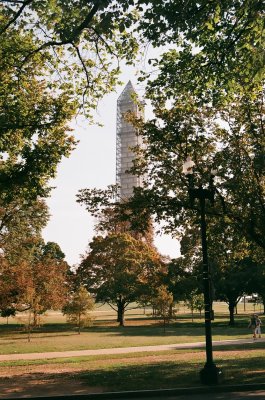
182, 156, 195, 175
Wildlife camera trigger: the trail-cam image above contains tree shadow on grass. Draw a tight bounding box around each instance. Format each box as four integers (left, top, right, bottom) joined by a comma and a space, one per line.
0, 356, 265, 397
0, 317, 252, 341
86, 322, 250, 339
79, 361, 200, 391
78, 356, 265, 392
216, 341, 265, 352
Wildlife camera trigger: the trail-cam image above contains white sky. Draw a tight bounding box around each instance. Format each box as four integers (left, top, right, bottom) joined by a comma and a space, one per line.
42, 66, 180, 266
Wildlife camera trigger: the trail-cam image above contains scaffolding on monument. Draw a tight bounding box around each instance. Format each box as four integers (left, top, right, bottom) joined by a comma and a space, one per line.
116, 81, 143, 201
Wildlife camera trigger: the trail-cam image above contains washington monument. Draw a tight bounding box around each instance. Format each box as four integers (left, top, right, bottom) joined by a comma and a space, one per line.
116, 81, 144, 200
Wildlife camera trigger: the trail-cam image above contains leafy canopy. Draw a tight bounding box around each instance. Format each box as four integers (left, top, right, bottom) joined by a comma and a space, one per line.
77, 233, 163, 307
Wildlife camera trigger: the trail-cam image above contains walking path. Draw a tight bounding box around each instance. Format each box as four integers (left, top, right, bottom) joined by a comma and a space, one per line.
1, 337, 264, 361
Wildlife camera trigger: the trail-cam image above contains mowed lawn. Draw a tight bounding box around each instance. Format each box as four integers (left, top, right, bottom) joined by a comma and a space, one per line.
0, 301, 261, 354
0, 302, 264, 394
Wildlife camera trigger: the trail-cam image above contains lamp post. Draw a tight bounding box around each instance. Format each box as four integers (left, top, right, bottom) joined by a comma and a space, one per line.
182, 156, 222, 385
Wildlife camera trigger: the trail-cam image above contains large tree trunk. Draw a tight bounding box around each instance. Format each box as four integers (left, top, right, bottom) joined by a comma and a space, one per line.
117, 296, 125, 326
169, 303, 173, 319
228, 302, 236, 326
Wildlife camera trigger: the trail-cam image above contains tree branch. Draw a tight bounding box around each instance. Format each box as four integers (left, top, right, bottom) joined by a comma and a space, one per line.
72, 43, 90, 106
19, 0, 102, 68
0, 1, 25, 3
0, 0, 33, 35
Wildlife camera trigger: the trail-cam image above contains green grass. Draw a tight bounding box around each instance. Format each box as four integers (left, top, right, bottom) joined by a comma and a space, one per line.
0, 302, 264, 394
0, 302, 262, 355
75, 351, 265, 391
0, 319, 253, 355
1, 345, 265, 391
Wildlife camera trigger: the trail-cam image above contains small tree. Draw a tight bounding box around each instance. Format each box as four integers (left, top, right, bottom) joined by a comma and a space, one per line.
1, 307, 16, 325
63, 286, 94, 334
185, 290, 205, 321
193, 293, 204, 319
153, 285, 174, 333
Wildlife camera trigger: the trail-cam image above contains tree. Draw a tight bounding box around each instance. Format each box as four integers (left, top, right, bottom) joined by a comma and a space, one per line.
28, 242, 69, 325
125, 85, 264, 252
0, 239, 69, 338
0, 307, 16, 324
167, 255, 202, 304
164, 217, 260, 326
41, 241, 65, 260
0, 198, 51, 319
0, 1, 145, 331
111, 1, 265, 255
214, 258, 256, 326
62, 286, 94, 334
77, 233, 163, 326
0, 256, 17, 316
152, 285, 173, 333
204, 217, 261, 325
0, 198, 49, 261
138, 0, 263, 104
0, 1, 141, 203
178, 218, 259, 325
246, 262, 265, 315
185, 291, 204, 321
77, 184, 154, 245
193, 293, 204, 318
0, 24, 77, 203
1, 1, 139, 117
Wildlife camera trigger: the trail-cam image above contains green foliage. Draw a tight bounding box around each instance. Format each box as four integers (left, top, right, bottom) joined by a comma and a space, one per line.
185, 291, 204, 319
0, 1, 142, 204
42, 241, 65, 260
167, 257, 202, 303
0, 22, 77, 202
127, 86, 265, 251
174, 222, 261, 325
122, 1, 265, 254
0, 2, 142, 313
0, 307, 16, 319
77, 184, 154, 245
0, 198, 49, 262
0, 1, 140, 120
138, 0, 264, 105
252, 264, 265, 313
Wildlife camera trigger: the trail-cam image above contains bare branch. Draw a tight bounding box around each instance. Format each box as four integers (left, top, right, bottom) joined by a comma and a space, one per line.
72, 42, 91, 95
91, 26, 119, 61
0, 0, 33, 35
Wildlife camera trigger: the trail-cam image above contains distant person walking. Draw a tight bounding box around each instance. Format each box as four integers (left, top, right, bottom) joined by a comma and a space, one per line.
255, 314, 262, 338
248, 314, 257, 339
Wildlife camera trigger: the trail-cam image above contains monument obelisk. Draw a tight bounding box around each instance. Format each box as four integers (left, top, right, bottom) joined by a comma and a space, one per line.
116, 81, 144, 200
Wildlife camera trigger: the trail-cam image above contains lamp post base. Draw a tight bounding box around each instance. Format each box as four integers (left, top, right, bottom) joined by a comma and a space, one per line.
200, 363, 223, 385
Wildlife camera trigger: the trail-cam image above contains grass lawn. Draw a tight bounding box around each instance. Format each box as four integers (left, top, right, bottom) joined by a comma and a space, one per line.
1, 345, 265, 392
0, 302, 261, 354
0, 302, 264, 395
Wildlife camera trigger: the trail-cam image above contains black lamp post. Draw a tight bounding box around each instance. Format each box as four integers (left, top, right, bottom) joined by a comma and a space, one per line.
182, 156, 222, 385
